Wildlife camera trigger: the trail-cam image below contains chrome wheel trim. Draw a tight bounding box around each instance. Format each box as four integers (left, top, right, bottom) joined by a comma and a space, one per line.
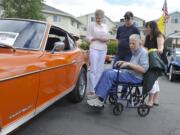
79, 71, 86, 97
169, 65, 173, 81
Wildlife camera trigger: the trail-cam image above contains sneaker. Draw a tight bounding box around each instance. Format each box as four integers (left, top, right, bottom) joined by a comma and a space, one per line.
86, 92, 97, 100
87, 97, 104, 107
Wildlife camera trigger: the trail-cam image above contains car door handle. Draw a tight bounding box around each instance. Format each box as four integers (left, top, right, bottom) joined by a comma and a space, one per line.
71, 60, 77, 64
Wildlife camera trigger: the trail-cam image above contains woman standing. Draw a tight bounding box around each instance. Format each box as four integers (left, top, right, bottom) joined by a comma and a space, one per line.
144, 21, 165, 107
86, 9, 109, 99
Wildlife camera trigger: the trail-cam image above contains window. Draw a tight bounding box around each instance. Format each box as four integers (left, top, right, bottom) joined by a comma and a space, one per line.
83, 27, 87, 31
91, 17, 95, 22
109, 31, 112, 35
77, 24, 80, 29
53, 16, 61, 22
45, 26, 71, 52
171, 15, 180, 23
67, 34, 76, 50
133, 21, 141, 27
0, 20, 46, 50
71, 20, 77, 27
133, 22, 137, 27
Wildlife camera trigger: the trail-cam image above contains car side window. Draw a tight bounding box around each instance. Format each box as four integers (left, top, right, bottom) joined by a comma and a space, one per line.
45, 26, 70, 52
45, 36, 60, 51
67, 34, 76, 50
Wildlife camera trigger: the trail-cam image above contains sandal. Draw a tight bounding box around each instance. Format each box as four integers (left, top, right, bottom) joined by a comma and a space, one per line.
153, 103, 159, 106
153, 100, 159, 106
146, 102, 153, 108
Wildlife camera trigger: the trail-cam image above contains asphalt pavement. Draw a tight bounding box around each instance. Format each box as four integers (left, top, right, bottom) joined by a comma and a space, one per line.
11, 64, 180, 135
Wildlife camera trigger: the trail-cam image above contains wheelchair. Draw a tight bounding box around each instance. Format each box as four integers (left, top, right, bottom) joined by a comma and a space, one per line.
106, 69, 150, 117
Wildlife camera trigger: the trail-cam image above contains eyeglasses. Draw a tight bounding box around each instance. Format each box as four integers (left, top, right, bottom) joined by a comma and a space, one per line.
124, 16, 131, 20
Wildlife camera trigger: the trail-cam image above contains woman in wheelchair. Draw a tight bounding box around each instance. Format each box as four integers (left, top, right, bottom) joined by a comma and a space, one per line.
87, 34, 149, 108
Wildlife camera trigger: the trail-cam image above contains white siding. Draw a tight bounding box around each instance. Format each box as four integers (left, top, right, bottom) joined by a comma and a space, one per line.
44, 13, 82, 36
166, 12, 180, 36
78, 15, 88, 27
133, 19, 144, 27
166, 23, 180, 36
78, 13, 116, 39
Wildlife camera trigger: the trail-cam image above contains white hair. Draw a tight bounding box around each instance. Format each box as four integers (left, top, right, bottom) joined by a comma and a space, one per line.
95, 9, 104, 18
129, 34, 142, 45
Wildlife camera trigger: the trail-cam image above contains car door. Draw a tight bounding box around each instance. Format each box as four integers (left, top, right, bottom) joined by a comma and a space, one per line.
54, 33, 80, 93
36, 27, 79, 112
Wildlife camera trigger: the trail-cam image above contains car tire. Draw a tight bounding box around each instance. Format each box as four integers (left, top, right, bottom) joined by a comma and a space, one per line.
68, 68, 87, 103
169, 65, 175, 81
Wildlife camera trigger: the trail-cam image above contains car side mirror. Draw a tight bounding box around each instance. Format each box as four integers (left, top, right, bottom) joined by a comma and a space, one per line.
51, 41, 65, 53
73, 35, 80, 41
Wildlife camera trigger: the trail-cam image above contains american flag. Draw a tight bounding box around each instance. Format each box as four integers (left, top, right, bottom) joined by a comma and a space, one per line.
162, 0, 169, 23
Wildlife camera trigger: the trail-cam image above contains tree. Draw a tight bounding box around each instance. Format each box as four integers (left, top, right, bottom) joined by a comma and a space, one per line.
2, 0, 44, 20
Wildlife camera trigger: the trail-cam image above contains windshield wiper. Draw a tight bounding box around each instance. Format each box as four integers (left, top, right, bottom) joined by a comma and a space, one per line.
0, 43, 16, 52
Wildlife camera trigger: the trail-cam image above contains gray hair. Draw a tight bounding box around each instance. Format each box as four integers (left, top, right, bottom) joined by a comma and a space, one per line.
129, 34, 142, 44
95, 9, 105, 18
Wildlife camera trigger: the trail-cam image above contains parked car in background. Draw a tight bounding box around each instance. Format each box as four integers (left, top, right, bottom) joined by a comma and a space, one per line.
105, 55, 112, 64
166, 34, 180, 81
0, 19, 88, 135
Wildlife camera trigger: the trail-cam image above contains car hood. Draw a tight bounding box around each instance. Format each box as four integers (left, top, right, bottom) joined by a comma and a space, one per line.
0, 51, 43, 80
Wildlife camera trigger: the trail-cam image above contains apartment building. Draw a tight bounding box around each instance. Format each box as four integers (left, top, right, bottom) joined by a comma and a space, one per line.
77, 13, 117, 39
42, 4, 85, 36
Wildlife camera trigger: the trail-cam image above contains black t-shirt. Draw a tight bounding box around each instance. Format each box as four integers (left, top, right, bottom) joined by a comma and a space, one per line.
144, 35, 158, 49
144, 34, 168, 64
116, 25, 140, 56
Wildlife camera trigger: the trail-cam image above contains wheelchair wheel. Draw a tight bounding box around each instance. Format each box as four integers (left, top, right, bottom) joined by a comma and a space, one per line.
132, 94, 140, 106
113, 103, 124, 115
108, 94, 118, 104
137, 104, 150, 117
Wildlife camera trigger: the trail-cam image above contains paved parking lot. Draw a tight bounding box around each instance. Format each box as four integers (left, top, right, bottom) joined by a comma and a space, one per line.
12, 64, 180, 135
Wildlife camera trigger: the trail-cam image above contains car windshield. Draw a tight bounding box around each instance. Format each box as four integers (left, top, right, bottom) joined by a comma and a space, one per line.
0, 19, 46, 50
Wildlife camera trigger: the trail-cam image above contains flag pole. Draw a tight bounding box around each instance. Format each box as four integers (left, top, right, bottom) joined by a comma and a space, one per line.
163, 0, 168, 37
165, 21, 166, 37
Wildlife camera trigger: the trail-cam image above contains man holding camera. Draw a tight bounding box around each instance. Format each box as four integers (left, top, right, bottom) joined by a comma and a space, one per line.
113, 11, 140, 98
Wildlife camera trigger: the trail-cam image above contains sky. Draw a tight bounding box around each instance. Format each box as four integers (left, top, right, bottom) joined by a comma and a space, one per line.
45, 0, 180, 22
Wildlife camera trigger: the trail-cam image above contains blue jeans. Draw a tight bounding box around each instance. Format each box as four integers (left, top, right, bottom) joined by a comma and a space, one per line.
95, 69, 142, 99
112, 54, 132, 94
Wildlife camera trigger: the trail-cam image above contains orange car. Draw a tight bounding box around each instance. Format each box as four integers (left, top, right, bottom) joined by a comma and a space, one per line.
0, 19, 88, 135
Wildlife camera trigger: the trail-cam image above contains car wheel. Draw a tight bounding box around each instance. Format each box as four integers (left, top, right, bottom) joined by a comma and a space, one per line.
68, 68, 87, 103
169, 65, 175, 81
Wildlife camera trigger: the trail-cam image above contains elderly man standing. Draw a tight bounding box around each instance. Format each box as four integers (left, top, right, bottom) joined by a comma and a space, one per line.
87, 34, 149, 107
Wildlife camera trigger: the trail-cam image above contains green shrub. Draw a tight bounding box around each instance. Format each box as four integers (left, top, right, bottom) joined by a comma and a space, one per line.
107, 39, 118, 55
79, 39, 118, 55
79, 40, 89, 50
